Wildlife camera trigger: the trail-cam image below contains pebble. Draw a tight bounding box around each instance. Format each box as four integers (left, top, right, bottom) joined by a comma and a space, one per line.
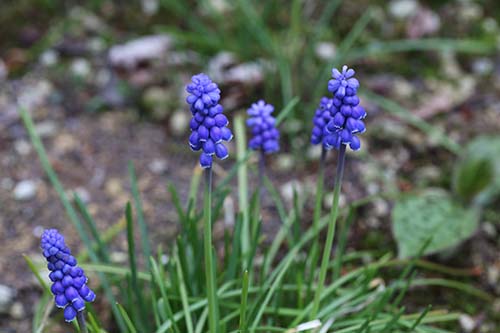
274, 154, 294, 172
71, 58, 91, 78
306, 145, 323, 160
169, 110, 190, 137
9, 302, 25, 319
280, 180, 303, 204
1, 178, 14, 191
34, 120, 58, 138
0, 284, 16, 314
14, 140, 31, 156
110, 251, 128, 264
39, 50, 59, 66
315, 42, 336, 61
459, 314, 476, 332
0, 58, 7, 80
13, 180, 38, 201
148, 159, 168, 174
73, 187, 91, 204
388, 0, 418, 19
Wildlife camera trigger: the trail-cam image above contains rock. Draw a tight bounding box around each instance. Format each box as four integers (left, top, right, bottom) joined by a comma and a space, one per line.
315, 42, 336, 61
472, 58, 494, 76
9, 302, 25, 319
39, 50, 59, 67
108, 35, 173, 69
169, 110, 190, 137
105, 178, 122, 197
110, 251, 128, 264
406, 7, 440, 38
0, 284, 16, 314
70, 58, 91, 78
143, 87, 171, 119
13, 180, 38, 201
141, 0, 159, 15
148, 159, 168, 174
280, 180, 303, 204
388, 0, 418, 19
18, 80, 53, 111
0, 58, 7, 81
34, 120, 58, 138
14, 140, 31, 156
306, 145, 323, 160
208, 51, 265, 85
73, 187, 91, 204
459, 314, 476, 332
274, 154, 294, 172
0, 178, 14, 191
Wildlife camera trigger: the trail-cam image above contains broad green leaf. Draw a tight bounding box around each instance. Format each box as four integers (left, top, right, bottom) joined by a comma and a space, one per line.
392, 191, 478, 258
454, 135, 500, 205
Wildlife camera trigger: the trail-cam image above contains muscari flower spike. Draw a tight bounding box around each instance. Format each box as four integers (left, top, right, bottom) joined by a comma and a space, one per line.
312, 65, 367, 151
310, 96, 333, 147
41, 229, 96, 322
247, 100, 280, 154
186, 73, 233, 168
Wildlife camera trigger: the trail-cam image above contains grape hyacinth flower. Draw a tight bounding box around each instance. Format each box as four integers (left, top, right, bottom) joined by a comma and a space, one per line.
41, 229, 95, 325
247, 100, 280, 154
311, 65, 367, 319
310, 96, 333, 148
324, 65, 367, 151
186, 73, 233, 169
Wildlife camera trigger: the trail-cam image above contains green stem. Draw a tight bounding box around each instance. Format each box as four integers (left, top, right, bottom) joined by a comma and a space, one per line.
76, 311, 88, 333
204, 168, 219, 333
311, 144, 346, 319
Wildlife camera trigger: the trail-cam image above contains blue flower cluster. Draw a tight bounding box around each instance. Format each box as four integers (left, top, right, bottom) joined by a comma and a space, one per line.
186, 73, 233, 168
247, 100, 280, 154
311, 97, 333, 147
311, 66, 366, 151
41, 229, 96, 322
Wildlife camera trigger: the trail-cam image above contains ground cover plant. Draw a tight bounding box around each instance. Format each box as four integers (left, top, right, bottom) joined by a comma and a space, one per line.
2, 1, 499, 333
21, 65, 491, 333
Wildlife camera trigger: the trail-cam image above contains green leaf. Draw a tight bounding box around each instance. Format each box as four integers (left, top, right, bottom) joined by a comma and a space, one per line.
454, 135, 500, 205
453, 156, 494, 203
392, 191, 479, 258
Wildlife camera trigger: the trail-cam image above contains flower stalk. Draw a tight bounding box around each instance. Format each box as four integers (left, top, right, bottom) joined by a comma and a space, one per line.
76, 311, 88, 333
311, 144, 346, 319
204, 167, 219, 333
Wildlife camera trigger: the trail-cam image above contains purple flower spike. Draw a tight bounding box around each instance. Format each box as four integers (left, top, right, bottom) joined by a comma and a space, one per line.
41, 229, 95, 322
186, 74, 232, 168
321, 65, 366, 151
246, 100, 280, 154
310, 97, 333, 147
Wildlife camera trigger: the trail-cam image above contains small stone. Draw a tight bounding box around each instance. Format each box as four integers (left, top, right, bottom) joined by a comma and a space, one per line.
35, 121, 58, 138
9, 302, 25, 319
459, 314, 476, 332
73, 187, 91, 203
487, 264, 499, 286
280, 180, 302, 204
169, 110, 190, 137
110, 251, 128, 264
105, 178, 122, 196
0, 58, 8, 80
108, 35, 172, 69
0, 284, 16, 314
71, 58, 91, 78
482, 222, 497, 239
14, 140, 31, 155
39, 50, 59, 66
315, 42, 336, 60
472, 58, 494, 76
306, 145, 323, 160
373, 198, 389, 217
13, 180, 38, 201
148, 159, 168, 174
274, 154, 294, 171
388, 0, 418, 19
